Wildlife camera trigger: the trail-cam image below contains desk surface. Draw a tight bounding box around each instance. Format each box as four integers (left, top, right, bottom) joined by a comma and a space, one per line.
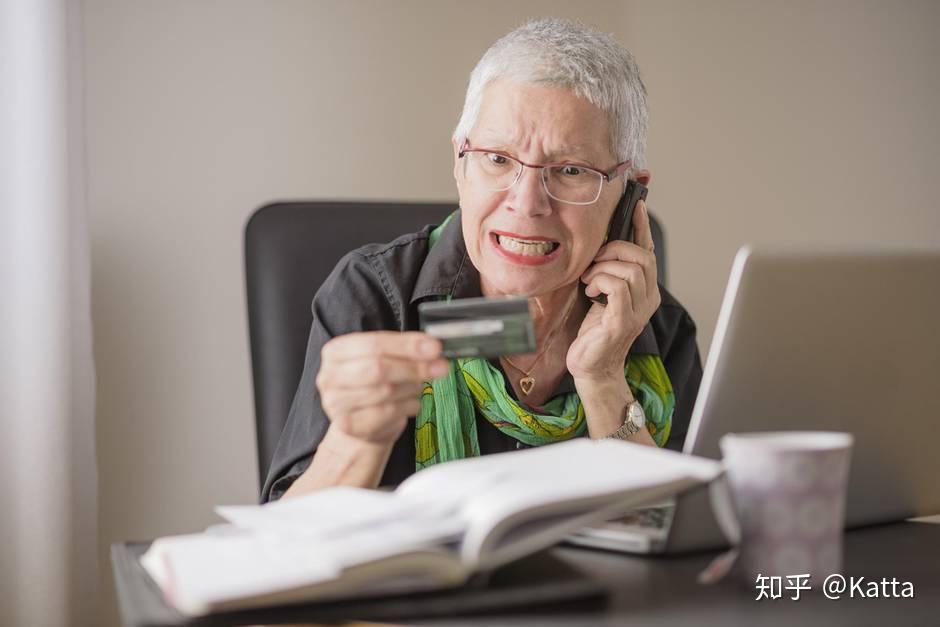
114, 521, 940, 627
421, 521, 940, 627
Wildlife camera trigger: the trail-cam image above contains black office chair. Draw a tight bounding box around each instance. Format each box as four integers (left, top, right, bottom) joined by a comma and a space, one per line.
244, 200, 667, 490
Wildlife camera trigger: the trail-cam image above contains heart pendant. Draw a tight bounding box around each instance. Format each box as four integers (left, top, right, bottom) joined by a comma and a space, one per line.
519, 377, 535, 395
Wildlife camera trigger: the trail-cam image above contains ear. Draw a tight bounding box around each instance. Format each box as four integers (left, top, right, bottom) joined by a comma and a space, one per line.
633, 169, 652, 186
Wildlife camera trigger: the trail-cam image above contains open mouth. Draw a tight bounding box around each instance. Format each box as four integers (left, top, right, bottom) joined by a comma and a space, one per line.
493, 233, 561, 257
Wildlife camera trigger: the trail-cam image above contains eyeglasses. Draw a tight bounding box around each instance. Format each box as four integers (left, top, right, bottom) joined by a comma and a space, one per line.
458, 139, 631, 205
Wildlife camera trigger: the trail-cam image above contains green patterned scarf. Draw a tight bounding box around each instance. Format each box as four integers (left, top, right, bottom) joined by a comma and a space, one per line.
414, 215, 676, 470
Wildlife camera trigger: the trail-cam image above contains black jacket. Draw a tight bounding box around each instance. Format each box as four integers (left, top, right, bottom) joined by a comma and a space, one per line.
262, 212, 702, 502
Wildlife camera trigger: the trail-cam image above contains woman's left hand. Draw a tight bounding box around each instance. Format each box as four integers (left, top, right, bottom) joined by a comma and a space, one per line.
566, 199, 661, 383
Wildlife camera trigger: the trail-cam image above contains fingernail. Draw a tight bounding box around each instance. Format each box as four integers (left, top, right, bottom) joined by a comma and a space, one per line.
420, 339, 440, 357
430, 360, 449, 377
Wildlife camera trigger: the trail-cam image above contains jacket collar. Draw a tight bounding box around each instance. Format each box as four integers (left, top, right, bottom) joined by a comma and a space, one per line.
411, 210, 482, 303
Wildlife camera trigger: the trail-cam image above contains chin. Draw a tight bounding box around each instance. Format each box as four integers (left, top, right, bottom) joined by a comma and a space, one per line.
482, 267, 561, 297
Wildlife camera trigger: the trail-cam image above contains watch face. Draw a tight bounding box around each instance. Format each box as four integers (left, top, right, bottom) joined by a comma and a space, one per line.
628, 402, 646, 428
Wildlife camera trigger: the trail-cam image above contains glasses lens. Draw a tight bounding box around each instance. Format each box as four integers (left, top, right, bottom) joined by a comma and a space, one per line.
465, 152, 521, 191
543, 166, 603, 204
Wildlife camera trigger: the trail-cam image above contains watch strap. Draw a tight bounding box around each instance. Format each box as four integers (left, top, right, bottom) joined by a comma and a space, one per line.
603, 400, 644, 440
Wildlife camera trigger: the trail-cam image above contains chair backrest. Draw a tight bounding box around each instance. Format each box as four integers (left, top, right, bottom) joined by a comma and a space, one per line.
244, 200, 667, 488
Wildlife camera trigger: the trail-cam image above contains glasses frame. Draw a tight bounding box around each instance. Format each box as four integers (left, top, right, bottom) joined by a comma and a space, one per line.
458, 138, 632, 205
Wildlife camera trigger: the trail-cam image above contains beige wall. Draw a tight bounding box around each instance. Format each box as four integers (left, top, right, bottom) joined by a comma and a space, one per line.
85, 1, 939, 624
620, 0, 940, 357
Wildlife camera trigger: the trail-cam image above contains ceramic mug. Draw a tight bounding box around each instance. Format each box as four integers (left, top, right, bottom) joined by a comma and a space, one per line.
720, 431, 853, 581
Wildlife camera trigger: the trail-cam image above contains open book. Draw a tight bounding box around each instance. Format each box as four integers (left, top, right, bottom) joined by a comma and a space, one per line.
141, 439, 721, 616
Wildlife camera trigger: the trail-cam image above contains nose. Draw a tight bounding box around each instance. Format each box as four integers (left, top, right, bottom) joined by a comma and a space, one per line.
505, 165, 553, 217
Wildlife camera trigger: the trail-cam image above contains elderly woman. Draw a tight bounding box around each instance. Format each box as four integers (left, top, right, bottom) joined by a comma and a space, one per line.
262, 18, 701, 502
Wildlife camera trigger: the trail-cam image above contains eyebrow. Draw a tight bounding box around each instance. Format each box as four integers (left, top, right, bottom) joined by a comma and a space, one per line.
472, 131, 597, 165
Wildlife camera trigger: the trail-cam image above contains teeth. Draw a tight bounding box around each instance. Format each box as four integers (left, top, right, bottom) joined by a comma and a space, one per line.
497, 235, 556, 256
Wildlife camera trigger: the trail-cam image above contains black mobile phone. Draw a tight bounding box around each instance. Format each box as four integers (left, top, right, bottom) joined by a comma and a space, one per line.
588, 180, 648, 304
606, 179, 648, 246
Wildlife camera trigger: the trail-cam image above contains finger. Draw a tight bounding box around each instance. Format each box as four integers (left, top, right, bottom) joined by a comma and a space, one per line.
322, 381, 424, 416
322, 331, 442, 363
580, 260, 648, 297
318, 355, 449, 388
596, 273, 630, 330
589, 242, 657, 296
632, 199, 655, 253
584, 272, 636, 316
592, 239, 654, 265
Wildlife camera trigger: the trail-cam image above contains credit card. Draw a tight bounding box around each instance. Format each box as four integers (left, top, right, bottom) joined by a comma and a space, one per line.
418, 296, 535, 359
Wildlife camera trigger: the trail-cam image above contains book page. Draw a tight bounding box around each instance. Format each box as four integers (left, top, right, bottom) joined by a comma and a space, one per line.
397, 439, 721, 566
394, 462, 514, 515
218, 486, 411, 537
216, 487, 466, 560
140, 526, 467, 616
141, 530, 342, 616
143, 486, 471, 616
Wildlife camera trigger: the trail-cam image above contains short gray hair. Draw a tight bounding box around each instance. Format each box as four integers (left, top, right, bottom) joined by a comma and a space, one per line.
454, 18, 649, 171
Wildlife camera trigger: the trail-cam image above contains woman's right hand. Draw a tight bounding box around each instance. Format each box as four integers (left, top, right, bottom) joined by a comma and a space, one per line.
316, 331, 448, 445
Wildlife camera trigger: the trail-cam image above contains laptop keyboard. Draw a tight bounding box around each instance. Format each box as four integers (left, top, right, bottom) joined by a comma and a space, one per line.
605, 504, 674, 530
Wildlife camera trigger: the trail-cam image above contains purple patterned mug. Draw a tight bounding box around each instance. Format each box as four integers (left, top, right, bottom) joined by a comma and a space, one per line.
720, 431, 853, 580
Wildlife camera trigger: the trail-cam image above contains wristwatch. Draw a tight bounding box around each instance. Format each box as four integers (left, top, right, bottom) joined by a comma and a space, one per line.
604, 400, 646, 440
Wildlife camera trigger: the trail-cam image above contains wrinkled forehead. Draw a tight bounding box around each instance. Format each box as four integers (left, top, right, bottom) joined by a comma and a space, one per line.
471, 80, 615, 165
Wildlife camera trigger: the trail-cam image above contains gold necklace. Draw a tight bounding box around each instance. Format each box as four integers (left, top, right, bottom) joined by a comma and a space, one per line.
502, 289, 579, 396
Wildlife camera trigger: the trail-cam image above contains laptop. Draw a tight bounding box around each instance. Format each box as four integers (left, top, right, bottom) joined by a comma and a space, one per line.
567, 245, 940, 554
